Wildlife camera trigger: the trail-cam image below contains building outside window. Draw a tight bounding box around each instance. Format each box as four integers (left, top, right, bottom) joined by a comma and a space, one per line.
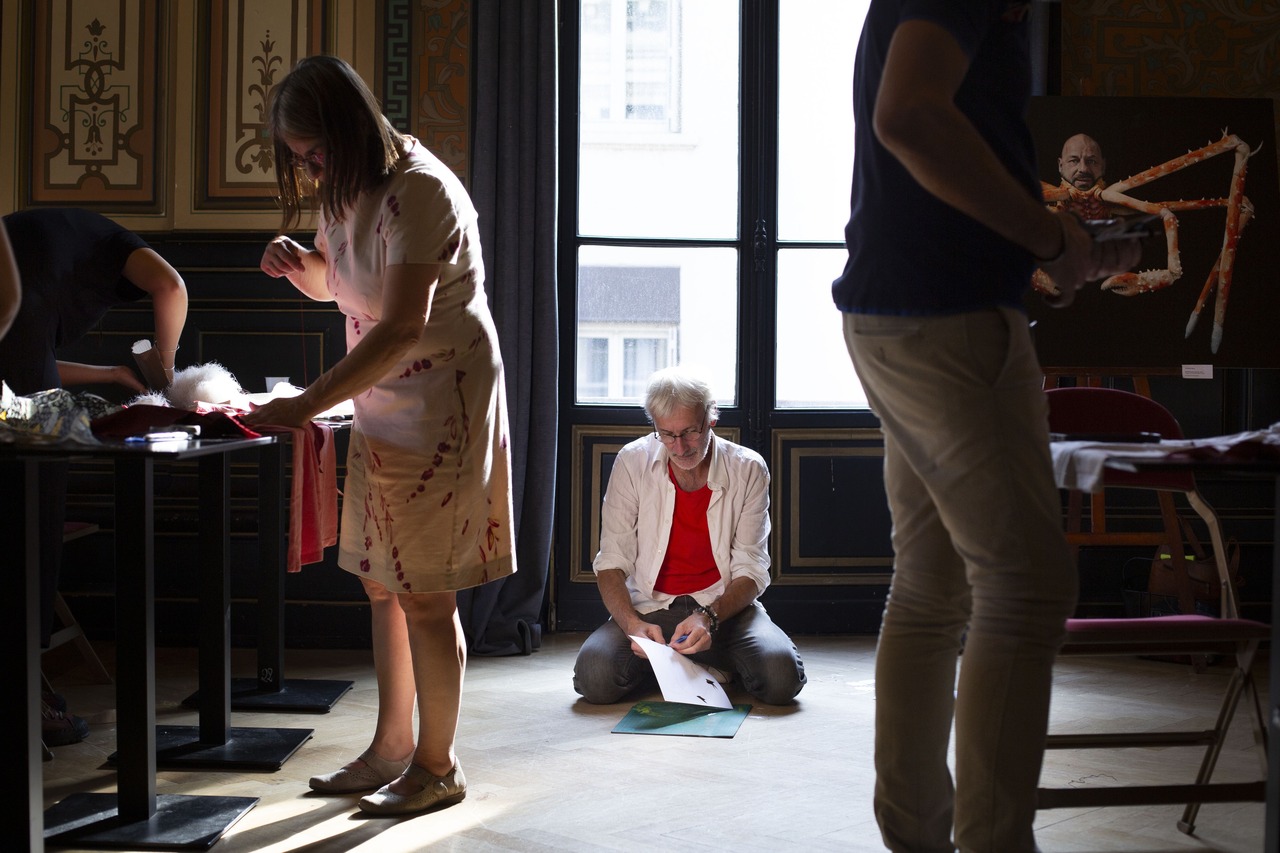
569, 0, 871, 412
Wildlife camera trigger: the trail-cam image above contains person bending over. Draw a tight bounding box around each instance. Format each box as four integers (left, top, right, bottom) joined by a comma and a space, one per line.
0, 206, 187, 748
0, 207, 186, 396
245, 55, 515, 817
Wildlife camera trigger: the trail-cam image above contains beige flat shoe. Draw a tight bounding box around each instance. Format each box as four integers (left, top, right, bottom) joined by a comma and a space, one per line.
308, 748, 413, 793
357, 761, 467, 816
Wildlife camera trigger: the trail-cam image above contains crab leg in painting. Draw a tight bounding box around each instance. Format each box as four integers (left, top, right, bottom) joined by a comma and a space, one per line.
1037, 133, 1254, 354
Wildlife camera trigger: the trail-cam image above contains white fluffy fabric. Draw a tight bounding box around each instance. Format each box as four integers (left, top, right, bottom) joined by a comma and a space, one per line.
128, 391, 170, 407
129, 362, 246, 410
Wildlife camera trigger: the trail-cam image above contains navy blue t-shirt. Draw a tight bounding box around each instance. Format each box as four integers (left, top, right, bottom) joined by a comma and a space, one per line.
831, 0, 1041, 316
0, 208, 149, 393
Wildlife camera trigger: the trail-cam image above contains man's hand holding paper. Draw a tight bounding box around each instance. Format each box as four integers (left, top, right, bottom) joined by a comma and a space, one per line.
629, 635, 732, 709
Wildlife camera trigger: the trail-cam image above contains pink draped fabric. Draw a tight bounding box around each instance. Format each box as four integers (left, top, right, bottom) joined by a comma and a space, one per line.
256, 422, 338, 572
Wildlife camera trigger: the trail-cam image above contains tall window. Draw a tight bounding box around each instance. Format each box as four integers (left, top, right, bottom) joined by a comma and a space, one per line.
568, 0, 871, 413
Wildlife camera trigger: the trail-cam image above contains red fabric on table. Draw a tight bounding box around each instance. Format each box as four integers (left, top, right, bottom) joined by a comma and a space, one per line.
91, 404, 260, 439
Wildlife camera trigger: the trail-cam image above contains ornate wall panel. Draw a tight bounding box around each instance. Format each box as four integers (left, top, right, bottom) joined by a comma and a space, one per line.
28, 0, 163, 209
770, 429, 893, 585
198, 0, 324, 209
1060, 0, 1280, 175
12, 1, 468, 221
415, 0, 471, 181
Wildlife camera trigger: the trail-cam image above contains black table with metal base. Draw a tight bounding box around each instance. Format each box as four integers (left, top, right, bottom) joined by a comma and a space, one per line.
183, 437, 353, 714
6, 436, 312, 851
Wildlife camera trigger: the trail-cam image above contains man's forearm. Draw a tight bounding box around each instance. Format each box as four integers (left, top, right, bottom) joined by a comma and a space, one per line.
875, 19, 1063, 260
708, 576, 761, 624
596, 568, 642, 632
56, 361, 138, 390
151, 285, 187, 379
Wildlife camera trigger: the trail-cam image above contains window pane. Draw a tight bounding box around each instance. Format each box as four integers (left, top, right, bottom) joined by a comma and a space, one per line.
777, 1, 867, 242
577, 337, 609, 398
577, 244, 739, 406
623, 338, 668, 397
775, 248, 868, 409
578, 0, 740, 239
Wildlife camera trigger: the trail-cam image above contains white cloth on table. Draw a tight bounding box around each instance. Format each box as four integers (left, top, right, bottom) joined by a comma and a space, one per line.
1051, 440, 1192, 493
1051, 423, 1280, 493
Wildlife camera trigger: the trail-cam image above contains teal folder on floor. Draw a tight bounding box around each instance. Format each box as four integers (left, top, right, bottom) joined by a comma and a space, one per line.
612, 701, 752, 737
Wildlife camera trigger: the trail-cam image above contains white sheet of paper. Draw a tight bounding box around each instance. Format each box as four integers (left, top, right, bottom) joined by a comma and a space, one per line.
629, 635, 732, 709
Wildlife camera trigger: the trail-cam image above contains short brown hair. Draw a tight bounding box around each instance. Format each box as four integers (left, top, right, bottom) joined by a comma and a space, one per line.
267, 55, 402, 231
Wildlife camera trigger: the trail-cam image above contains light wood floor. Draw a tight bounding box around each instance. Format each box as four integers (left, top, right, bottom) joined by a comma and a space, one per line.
41, 633, 1267, 852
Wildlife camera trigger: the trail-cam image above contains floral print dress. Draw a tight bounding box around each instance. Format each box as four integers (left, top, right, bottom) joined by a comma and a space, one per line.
320, 137, 515, 593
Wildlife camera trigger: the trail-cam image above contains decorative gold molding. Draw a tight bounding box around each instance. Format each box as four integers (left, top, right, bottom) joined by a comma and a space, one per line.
770, 428, 892, 585
172, 0, 373, 230
569, 425, 648, 583
8, 1, 460, 228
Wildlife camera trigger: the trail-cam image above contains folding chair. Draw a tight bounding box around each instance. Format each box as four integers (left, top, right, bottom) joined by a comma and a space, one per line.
1037, 387, 1269, 834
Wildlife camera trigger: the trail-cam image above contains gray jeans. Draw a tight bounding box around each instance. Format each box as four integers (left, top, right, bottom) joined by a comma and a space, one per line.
572, 596, 806, 705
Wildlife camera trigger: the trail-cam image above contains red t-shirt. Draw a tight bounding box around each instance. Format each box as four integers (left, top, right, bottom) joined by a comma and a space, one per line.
654, 465, 721, 595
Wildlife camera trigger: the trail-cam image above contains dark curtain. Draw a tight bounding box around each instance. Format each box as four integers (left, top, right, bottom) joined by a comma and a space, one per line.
459, 0, 559, 656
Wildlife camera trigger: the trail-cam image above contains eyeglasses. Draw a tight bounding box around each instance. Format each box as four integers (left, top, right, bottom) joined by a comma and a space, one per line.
654, 410, 708, 446
286, 145, 326, 169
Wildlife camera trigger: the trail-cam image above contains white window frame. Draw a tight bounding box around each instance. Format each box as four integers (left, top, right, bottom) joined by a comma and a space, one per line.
577, 322, 680, 404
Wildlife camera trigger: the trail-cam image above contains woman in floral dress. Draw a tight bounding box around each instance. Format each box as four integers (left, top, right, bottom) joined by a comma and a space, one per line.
245, 55, 515, 816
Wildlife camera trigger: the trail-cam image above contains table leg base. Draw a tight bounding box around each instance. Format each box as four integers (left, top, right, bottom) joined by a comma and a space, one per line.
44, 792, 257, 850
183, 678, 354, 713
108, 725, 314, 772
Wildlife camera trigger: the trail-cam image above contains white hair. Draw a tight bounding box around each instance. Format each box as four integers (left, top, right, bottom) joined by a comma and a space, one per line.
643, 366, 719, 424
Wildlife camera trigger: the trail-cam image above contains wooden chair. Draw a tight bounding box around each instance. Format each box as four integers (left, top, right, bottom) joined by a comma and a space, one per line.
41, 522, 112, 759
1047, 386, 1237, 618
43, 522, 113, 686
1037, 387, 1269, 834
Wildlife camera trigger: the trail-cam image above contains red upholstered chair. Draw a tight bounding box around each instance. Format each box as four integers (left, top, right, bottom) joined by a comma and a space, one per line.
1047, 386, 1236, 617
1038, 387, 1268, 834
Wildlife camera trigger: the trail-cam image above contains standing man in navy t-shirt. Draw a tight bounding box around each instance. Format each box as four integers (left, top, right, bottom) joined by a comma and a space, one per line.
831, 3, 1142, 851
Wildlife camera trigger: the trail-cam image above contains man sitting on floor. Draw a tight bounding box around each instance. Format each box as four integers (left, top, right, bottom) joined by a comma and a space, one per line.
572, 366, 806, 706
